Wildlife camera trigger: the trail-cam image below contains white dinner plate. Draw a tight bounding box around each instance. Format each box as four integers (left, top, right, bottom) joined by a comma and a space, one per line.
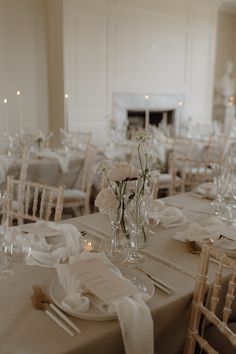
49, 267, 154, 321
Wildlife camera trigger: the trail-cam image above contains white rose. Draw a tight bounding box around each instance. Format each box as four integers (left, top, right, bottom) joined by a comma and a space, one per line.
95, 187, 119, 214
107, 162, 138, 182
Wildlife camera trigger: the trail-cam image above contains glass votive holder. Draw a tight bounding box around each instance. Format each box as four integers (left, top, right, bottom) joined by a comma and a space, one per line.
80, 237, 100, 253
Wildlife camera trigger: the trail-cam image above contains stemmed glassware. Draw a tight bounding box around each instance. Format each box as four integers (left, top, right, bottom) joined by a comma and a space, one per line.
210, 158, 236, 225
0, 191, 31, 279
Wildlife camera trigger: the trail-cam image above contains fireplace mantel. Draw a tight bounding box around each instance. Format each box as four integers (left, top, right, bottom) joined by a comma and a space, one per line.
112, 93, 185, 134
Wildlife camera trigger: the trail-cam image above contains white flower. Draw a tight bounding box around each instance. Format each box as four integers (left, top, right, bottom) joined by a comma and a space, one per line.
107, 161, 138, 182
95, 187, 119, 214
92, 160, 114, 175
135, 130, 151, 143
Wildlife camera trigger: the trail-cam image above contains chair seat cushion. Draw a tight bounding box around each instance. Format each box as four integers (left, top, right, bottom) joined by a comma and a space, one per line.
204, 322, 236, 354
159, 173, 172, 184
159, 174, 181, 185
63, 189, 86, 203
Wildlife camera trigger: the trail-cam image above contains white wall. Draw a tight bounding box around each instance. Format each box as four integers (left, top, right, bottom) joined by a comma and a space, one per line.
213, 11, 236, 121
0, 0, 48, 149
46, 0, 64, 147
215, 12, 236, 79
63, 0, 221, 144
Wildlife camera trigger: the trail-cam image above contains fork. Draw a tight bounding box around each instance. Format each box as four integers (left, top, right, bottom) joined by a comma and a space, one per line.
31, 295, 74, 336
33, 285, 81, 334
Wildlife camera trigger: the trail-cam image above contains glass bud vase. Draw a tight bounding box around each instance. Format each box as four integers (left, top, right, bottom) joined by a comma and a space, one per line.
126, 195, 148, 263
102, 207, 128, 264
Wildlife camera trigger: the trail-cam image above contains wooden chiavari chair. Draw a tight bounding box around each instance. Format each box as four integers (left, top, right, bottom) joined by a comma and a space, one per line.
184, 244, 236, 354
62, 144, 97, 215
6, 175, 64, 226
171, 156, 213, 192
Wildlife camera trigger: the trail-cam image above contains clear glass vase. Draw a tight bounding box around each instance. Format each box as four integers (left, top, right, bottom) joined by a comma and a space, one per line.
126, 195, 148, 263
101, 207, 128, 264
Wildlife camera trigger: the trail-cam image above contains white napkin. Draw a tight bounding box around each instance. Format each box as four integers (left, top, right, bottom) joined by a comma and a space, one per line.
37, 151, 71, 173
174, 222, 220, 243
149, 200, 187, 228
174, 220, 236, 257
55, 252, 154, 354
195, 182, 216, 200
23, 221, 82, 267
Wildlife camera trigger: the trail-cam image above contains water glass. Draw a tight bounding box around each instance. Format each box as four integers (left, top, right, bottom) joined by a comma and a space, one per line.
0, 232, 31, 279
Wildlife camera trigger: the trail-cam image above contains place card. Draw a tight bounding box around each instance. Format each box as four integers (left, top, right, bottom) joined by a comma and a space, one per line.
68, 259, 138, 303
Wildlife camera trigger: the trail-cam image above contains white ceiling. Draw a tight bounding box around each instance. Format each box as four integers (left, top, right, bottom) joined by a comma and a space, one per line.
221, 0, 236, 14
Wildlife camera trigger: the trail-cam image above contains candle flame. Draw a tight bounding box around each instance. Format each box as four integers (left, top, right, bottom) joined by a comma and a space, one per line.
17, 91, 21, 96
65, 94, 69, 99
3, 98, 7, 104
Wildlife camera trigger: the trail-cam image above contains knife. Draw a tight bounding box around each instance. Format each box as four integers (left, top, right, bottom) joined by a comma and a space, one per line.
136, 266, 176, 295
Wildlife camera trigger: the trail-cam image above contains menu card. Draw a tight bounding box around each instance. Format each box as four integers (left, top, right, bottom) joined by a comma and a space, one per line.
68, 259, 138, 303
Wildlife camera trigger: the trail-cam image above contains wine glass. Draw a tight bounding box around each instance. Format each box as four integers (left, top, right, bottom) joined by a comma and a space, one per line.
0, 232, 31, 279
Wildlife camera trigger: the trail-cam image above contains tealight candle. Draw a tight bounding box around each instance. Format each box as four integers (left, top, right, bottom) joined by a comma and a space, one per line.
83, 240, 94, 252
80, 237, 100, 252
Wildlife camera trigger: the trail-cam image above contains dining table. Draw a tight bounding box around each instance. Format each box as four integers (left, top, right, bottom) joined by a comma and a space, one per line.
0, 192, 233, 354
0, 151, 84, 189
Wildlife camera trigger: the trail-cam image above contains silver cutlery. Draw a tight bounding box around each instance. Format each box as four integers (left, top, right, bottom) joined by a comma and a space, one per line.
136, 266, 176, 295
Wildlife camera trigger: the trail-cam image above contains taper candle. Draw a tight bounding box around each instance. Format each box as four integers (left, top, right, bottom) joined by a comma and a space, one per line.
3, 98, 9, 134
16, 90, 23, 132
64, 94, 69, 131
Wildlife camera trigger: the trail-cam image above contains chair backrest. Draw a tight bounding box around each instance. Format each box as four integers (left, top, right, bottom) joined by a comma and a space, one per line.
184, 244, 236, 354
6, 176, 64, 226
79, 144, 97, 192
172, 156, 214, 192
19, 147, 30, 181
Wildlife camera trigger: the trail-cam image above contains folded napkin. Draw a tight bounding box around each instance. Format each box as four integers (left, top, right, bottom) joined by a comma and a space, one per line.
55, 252, 154, 354
174, 222, 220, 243
173, 217, 236, 257
37, 151, 71, 173
195, 182, 216, 200
149, 200, 187, 228
22, 221, 82, 267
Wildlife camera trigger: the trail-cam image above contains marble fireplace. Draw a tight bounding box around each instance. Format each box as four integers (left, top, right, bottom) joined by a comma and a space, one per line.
112, 93, 185, 137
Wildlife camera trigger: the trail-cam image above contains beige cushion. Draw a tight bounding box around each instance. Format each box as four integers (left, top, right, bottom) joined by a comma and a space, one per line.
63, 189, 86, 203
159, 174, 181, 186
159, 173, 172, 184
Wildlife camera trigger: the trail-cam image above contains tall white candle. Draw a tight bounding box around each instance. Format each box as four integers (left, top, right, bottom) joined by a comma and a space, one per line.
3, 98, 9, 134
16, 90, 23, 133
145, 95, 149, 130
64, 94, 69, 131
